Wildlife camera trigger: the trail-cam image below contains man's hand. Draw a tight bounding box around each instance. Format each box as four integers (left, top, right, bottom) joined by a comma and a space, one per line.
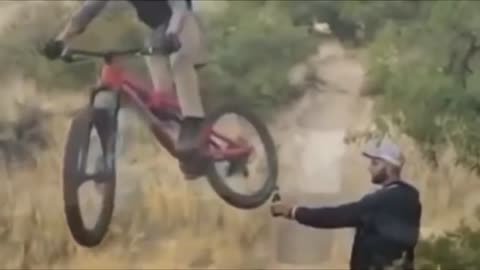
43, 39, 65, 60
271, 201, 295, 219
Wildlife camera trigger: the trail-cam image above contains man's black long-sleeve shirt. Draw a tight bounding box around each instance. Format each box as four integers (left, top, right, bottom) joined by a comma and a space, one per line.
293, 180, 422, 270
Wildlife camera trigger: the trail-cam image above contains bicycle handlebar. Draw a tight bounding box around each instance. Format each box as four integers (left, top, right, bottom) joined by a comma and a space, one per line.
60, 46, 173, 63
65, 48, 143, 57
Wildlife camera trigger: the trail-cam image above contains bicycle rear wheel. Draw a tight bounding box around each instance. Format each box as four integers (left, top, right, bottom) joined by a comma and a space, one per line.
62, 107, 116, 247
203, 103, 278, 209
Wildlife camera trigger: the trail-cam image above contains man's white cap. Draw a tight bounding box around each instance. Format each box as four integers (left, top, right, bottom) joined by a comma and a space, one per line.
362, 137, 405, 167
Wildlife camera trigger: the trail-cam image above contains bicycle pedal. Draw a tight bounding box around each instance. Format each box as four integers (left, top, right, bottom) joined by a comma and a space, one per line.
179, 158, 207, 180
184, 172, 204, 180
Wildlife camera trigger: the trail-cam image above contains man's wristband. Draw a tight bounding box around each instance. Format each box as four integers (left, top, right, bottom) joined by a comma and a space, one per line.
288, 206, 298, 219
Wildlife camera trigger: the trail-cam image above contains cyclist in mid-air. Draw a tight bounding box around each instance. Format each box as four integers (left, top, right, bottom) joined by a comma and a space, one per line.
43, 0, 208, 179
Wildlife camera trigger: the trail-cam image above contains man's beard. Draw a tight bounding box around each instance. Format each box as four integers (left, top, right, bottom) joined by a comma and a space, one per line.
371, 167, 388, 184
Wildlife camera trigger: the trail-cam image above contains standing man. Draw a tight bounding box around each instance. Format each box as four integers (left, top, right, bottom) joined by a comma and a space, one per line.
271, 138, 422, 270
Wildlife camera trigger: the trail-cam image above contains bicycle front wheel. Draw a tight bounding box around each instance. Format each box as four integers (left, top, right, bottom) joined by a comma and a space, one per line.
62, 107, 117, 247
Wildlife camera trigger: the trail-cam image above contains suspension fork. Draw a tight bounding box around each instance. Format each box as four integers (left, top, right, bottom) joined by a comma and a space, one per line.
88, 85, 121, 131
88, 85, 121, 173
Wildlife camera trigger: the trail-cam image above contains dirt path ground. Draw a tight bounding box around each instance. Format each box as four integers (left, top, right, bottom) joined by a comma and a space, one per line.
270, 39, 368, 269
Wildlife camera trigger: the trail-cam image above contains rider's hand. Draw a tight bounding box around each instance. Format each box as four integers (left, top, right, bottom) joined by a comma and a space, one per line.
43, 39, 65, 60
271, 201, 295, 219
163, 32, 181, 54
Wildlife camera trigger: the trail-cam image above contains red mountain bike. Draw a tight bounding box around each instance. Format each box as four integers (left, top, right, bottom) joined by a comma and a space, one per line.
49, 46, 278, 247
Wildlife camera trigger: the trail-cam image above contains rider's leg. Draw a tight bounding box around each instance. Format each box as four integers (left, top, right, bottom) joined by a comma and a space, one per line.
144, 23, 175, 97
145, 13, 207, 153
170, 53, 204, 155
170, 11, 208, 156
144, 25, 180, 140
145, 50, 174, 97
143, 15, 208, 179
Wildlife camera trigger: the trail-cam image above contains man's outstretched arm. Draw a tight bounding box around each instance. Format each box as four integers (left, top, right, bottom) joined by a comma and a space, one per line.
292, 200, 370, 228
272, 193, 381, 228
57, 0, 109, 42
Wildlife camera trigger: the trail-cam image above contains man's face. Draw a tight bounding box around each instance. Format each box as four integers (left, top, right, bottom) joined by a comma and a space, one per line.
368, 158, 388, 184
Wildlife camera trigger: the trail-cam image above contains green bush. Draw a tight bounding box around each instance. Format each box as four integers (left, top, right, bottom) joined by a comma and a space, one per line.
200, 1, 316, 116
0, 3, 144, 91
2, 1, 316, 116
362, 1, 480, 171
416, 212, 480, 270
348, 2, 480, 265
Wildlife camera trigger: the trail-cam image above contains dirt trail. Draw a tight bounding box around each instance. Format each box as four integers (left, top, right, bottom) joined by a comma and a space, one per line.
270, 39, 368, 269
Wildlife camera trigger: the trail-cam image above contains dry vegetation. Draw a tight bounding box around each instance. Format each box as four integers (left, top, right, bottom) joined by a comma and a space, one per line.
4, 82, 480, 268
2, 1, 480, 269
0, 78, 274, 269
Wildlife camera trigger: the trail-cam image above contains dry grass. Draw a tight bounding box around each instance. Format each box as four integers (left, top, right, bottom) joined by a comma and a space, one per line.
0, 79, 273, 269
3, 57, 480, 270
0, 2, 273, 266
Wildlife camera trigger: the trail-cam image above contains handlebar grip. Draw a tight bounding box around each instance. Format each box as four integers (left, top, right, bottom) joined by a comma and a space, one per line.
144, 43, 181, 56
61, 54, 75, 63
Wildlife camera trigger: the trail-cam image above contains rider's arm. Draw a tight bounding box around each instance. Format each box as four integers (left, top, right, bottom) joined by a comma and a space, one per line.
166, 0, 190, 35
57, 0, 109, 42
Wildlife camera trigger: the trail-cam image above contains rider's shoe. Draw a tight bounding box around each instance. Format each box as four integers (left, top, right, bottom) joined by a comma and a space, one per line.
176, 116, 208, 180
178, 158, 208, 180
176, 116, 205, 159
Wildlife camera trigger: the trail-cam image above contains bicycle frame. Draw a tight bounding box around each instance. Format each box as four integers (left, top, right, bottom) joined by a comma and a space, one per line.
90, 56, 253, 162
